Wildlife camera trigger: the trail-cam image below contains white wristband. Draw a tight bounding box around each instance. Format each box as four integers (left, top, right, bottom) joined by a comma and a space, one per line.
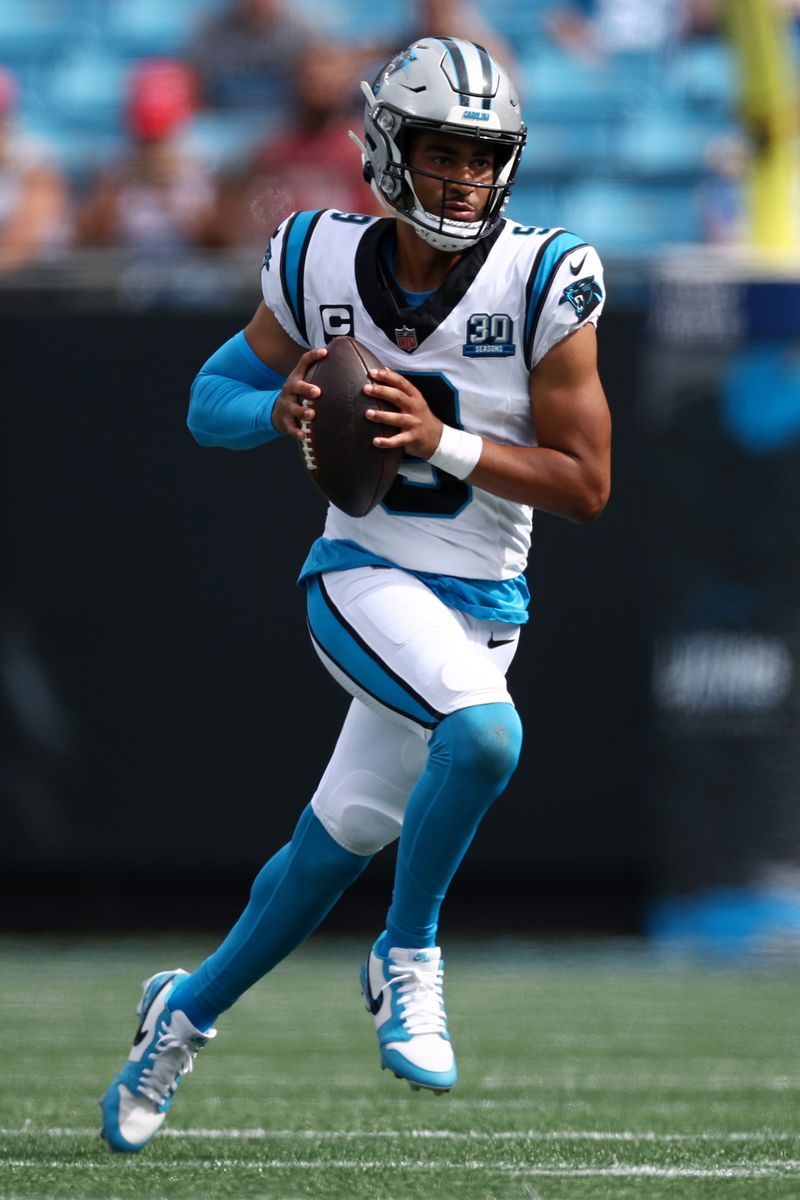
427, 424, 483, 480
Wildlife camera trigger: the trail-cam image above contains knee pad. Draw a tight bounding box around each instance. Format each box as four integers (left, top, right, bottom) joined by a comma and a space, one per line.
434, 702, 523, 788
310, 703, 429, 857
312, 771, 410, 856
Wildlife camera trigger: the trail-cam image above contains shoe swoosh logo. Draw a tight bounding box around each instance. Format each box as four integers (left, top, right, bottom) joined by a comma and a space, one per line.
132, 1020, 150, 1047
365, 968, 383, 1016
131, 976, 172, 1047
488, 634, 515, 648
569, 253, 588, 276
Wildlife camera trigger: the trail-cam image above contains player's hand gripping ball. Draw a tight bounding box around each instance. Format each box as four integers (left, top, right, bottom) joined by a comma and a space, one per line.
300, 336, 402, 517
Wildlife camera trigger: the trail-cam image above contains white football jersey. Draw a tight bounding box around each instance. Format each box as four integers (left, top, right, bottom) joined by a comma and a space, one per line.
261, 210, 605, 580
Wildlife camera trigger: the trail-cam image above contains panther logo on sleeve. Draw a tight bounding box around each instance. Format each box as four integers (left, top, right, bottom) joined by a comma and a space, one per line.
559, 276, 603, 321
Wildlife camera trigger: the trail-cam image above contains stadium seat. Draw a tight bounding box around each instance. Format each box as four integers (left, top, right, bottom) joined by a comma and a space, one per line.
47, 124, 127, 186
45, 47, 127, 132
102, 0, 217, 57
523, 119, 612, 177
614, 109, 738, 179
521, 47, 643, 120
559, 177, 703, 252
663, 39, 737, 114
179, 110, 281, 173
0, 1, 86, 59
300, 0, 404, 38
507, 180, 566, 231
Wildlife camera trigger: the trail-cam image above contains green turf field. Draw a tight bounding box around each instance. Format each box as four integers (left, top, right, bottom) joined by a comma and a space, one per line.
1, 935, 798, 1199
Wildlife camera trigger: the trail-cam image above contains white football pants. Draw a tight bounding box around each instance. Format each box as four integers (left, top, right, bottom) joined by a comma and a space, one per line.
305, 567, 520, 854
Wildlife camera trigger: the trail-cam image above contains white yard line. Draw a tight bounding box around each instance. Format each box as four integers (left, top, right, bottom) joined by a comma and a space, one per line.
9, 1072, 800, 1092
3, 1158, 800, 1178
2, 1125, 799, 1142
479, 1074, 800, 1091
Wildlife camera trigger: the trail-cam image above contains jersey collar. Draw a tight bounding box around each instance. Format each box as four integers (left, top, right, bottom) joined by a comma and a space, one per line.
355, 218, 505, 353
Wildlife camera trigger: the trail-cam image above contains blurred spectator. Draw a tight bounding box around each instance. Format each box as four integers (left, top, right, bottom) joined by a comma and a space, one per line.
0, 67, 69, 274
363, 0, 518, 78
207, 42, 381, 248
404, 0, 518, 73
76, 60, 216, 251
546, 0, 721, 59
685, 0, 723, 37
187, 0, 312, 111
698, 133, 748, 245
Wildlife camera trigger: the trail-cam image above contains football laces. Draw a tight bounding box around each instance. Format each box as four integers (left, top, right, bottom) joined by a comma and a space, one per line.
300, 400, 317, 471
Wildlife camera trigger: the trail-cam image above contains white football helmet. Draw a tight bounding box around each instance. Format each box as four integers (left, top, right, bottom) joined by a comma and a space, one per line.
350, 37, 527, 253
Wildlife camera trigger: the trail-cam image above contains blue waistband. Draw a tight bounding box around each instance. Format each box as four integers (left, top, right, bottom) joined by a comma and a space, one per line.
297, 537, 529, 624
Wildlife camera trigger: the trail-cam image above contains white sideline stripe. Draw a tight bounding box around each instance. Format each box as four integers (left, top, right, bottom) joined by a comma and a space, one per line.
480, 1074, 800, 1092
3, 1159, 800, 1178
4, 1126, 800, 1143
11, 1073, 800, 1092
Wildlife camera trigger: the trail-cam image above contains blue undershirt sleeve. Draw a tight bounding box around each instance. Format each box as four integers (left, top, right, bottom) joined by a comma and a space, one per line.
187, 330, 288, 450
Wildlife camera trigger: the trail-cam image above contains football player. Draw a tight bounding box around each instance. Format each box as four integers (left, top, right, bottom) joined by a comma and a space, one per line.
101, 36, 611, 1151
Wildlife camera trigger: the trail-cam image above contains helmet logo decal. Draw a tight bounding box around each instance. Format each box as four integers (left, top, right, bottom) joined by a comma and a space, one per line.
375, 47, 418, 93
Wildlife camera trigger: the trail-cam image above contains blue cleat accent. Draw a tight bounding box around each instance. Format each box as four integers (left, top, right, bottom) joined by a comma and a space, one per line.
99, 969, 216, 1153
360, 941, 457, 1093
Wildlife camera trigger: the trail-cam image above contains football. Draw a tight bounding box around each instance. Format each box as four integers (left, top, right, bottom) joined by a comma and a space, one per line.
300, 336, 402, 517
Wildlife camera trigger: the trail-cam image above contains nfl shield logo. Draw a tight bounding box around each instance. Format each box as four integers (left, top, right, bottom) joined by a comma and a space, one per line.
395, 325, 418, 352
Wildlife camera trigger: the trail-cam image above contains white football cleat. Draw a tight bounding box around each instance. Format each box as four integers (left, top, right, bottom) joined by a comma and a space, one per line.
99, 969, 215, 1152
360, 942, 457, 1092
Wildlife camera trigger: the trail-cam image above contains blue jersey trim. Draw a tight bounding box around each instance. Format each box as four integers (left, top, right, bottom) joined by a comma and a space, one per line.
298, 537, 530, 625
524, 230, 585, 366
280, 210, 323, 343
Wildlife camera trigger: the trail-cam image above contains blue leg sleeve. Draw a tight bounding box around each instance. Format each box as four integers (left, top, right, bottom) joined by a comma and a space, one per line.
381, 702, 522, 951
170, 804, 370, 1028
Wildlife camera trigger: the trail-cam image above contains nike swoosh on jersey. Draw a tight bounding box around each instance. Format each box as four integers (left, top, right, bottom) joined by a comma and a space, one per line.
488, 634, 515, 648
569, 253, 588, 276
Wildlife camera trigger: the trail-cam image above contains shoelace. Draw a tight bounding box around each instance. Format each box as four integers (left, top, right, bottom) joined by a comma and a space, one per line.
137, 1024, 205, 1106
386, 962, 447, 1036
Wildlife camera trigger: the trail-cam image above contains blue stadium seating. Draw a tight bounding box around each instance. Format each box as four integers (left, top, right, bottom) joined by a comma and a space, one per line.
614, 107, 738, 178
104, 0, 218, 58
507, 180, 566, 231
46, 48, 128, 132
559, 177, 704, 252
523, 47, 638, 121
523, 118, 613, 177
0, 1, 86, 60
663, 38, 738, 113
0, 0, 742, 252
179, 110, 280, 172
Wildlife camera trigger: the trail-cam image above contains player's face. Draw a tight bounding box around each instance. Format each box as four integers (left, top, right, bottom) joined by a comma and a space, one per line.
407, 131, 496, 224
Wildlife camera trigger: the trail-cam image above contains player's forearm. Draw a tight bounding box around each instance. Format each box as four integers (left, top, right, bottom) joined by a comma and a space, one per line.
468, 440, 610, 523
187, 331, 286, 449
